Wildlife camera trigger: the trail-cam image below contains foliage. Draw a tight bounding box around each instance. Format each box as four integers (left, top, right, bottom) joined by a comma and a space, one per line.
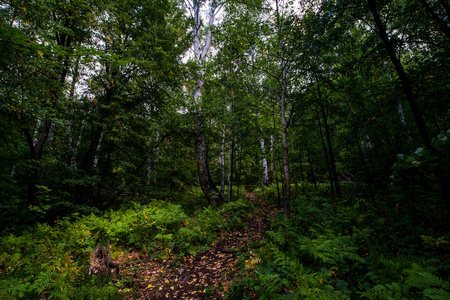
172, 197, 254, 256
0, 194, 253, 299
227, 189, 449, 299
1, 0, 450, 297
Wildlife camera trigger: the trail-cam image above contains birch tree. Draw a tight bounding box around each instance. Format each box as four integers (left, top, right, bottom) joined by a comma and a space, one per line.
275, 0, 291, 217
186, 0, 224, 205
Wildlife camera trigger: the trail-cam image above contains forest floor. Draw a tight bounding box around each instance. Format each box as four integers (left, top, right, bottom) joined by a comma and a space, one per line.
118, 192, 279, 300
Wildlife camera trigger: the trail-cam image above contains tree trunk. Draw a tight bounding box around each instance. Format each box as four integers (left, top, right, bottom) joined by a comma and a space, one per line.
261, 137, 269, 186
320, 104, 341, 197
290, 127, 299, 197
276, 0, 290, 218
273, 135, 281, 207
220, 124, 226, 198
81, 126, 104, 175
196, 123, 223, 206
317, 80, 341, 197
228, 135, 234, 203
317, 116, 334, 196
306, 141, 317, 190
191, 0, 223, 206
368, 0, 450, 208
236, 143, 243, 198
268, 135, 275, 184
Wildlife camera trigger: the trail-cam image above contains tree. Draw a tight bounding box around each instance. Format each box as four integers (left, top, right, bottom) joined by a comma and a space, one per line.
367, 0, 450, 209
185, 0, 224, 206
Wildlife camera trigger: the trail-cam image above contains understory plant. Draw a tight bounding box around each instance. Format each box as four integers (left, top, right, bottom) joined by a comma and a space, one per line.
0, 195, 254, 299
227, 186, 450, 299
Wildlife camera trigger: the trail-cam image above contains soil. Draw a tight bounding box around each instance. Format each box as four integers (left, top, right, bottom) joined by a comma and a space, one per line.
118, 191, 279, 300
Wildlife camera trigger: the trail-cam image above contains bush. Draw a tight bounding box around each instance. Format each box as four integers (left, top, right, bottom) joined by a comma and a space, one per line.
226, 194, 450, 299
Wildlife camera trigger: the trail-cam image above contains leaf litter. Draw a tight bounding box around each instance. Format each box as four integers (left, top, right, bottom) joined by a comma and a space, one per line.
119, 191, 279, 299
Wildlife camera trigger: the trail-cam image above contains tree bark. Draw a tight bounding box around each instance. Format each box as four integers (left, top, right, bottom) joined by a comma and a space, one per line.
220, 124, 226, 198
316, 79, 341, 197
261, 137, 269, 186
268, 135, 275, 184
191, 0, 223, 206
195, 124, 223, 206
317, 116, 334, 196
276, 0, 290, 218
228, 135, 235, 203
290, 127, 299, 197
236, 143, 243, 198
81, 126, 104, 175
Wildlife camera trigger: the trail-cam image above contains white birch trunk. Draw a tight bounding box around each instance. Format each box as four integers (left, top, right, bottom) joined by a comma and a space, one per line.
92, 132, 103, 173
261, 137, 269, 185
154, 133, 160, 180
189, 0, 224, 205
33, 116, 42, 146
11, 165, 16, 178
67, 59, 80, 168
220, 124, 226, 198
269, 135, 275, 184
228, 136, 234, 203
276, 0, 290, 218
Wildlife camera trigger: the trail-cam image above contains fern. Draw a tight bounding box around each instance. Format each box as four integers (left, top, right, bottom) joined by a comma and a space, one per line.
361, 260, 450, 299
298, 229, 362, 266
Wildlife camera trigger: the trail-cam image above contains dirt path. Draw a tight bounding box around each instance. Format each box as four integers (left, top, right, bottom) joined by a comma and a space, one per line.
119, 192, 279, 300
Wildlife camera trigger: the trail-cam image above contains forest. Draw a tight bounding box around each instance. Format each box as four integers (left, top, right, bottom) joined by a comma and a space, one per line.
0, 0, 449, 299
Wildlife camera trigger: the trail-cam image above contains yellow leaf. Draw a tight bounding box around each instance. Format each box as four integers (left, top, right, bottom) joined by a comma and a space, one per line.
147, 284, 155, 289
38, 50, 44, 57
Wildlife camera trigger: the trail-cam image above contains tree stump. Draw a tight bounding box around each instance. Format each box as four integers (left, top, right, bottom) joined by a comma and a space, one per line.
88, 240, 119, 278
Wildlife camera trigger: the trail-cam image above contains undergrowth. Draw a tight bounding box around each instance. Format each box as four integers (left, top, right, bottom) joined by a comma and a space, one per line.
0, 194, 253, 299
227, 184, 450, 299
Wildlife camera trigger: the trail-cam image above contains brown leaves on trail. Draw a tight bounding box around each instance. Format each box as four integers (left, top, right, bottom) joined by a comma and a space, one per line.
119, 191, 279, 300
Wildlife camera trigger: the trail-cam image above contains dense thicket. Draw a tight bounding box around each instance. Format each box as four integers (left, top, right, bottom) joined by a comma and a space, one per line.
0, 0, 449, 297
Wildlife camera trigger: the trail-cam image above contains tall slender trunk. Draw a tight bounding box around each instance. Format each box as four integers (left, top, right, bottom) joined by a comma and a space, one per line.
317, 117, 334, 196
306, 141, 317, 190
368, 0, 450, 208
272, 110, 281, 206
191, 0, 223, 206
290, 127, 299, 197
317, 80, 341, 197
273, 135, 281, 207
81, 126, 104, 175
91, 132, 103, 173
220, 124, 226, 198
236, 142, 243, 198
276, 0, 290, 218
195, 123, 222, 206
268, 135, 275, 184
261, 137, 269, 186
67, 58, 80, 168
228, 135, 234, 203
